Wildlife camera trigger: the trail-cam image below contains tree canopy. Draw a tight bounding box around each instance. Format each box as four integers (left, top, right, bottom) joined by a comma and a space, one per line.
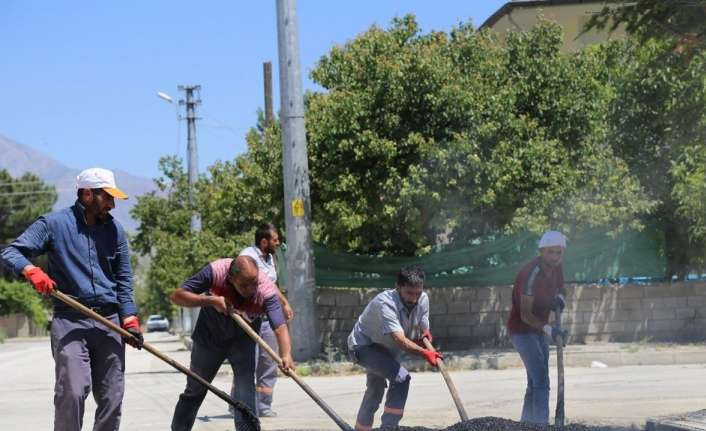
0, 170, 56, 325
0, 170, 57, 245
586, 0, 706, 60
306, 17, 653, 255
132, 16, 706, 315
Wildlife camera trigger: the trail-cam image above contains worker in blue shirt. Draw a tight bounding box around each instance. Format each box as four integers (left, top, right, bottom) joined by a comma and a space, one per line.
0, 167, 142, 431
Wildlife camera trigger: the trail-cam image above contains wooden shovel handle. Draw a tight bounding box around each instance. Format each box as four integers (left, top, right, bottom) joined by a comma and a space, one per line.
555, 310, 565, 426
229, 312, 353, 431
50, 290, 260, 431
422, 337, 469, 421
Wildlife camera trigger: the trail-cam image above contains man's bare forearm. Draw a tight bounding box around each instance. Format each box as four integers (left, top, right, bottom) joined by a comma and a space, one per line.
170, 288, 214, 308
391, 331, 425, 355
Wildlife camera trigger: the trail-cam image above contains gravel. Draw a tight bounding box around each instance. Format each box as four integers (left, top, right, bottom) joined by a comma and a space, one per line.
378, 417, 641, 431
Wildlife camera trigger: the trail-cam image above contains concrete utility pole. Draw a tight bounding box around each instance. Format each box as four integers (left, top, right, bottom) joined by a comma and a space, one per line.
263, 62, 274, 127
178, 84, 202, 332
276, 0, 319, 360
178, 84, 202, 233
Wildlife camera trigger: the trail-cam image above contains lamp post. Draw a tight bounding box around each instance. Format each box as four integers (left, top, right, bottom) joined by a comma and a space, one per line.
156, 88, 201, 333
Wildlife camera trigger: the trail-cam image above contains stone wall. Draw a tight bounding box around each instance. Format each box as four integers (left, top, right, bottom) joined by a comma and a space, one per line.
316, 281, 706, 351
0, 313, 48, 338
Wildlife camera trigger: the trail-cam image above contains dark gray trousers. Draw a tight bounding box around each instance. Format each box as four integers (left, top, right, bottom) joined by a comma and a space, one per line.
229, 320, 278, 415
255, 320, 278, 414
171, 337, 257, 431
51, 313, 125, 431
351, 344, 411, 430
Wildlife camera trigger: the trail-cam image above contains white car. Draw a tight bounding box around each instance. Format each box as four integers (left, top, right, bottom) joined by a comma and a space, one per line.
145, 314, 169, 332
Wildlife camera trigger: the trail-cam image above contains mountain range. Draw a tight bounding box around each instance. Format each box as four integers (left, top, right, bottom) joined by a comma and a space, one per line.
0, 134, 155, 232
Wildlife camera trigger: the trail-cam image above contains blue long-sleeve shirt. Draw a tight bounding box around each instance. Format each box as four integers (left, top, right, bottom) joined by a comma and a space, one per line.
0, 200, 138, 317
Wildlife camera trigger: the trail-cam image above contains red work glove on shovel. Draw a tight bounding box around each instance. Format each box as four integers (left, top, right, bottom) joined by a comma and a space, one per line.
421, 349, 443, 367
122, 316, 144, 350
24, 267, 56, 295
422, 329, 433, 343
415, 329, 434, 347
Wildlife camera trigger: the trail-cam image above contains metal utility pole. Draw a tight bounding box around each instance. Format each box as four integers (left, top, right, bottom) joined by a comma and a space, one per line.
178, 84, 202, 233
263, 62, 274, 127
178, 84, 202, 332
276, 0, 319, 360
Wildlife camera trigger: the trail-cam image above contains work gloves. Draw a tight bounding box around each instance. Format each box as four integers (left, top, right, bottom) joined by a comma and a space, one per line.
422, 329, 433, 343
24, 267, 56, 295
421, 349, 443, 367
415, 329, 434, 347
552, 294, 566, 313
543, 323, 568, 346
122, 316, 144, 350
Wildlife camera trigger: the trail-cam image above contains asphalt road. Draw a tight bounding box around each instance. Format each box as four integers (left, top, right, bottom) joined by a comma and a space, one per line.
2, 332, 706, 430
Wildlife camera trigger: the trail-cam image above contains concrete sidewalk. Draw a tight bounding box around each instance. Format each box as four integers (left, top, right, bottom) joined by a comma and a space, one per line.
460, 342, 706, 370
9, 334, 706, 372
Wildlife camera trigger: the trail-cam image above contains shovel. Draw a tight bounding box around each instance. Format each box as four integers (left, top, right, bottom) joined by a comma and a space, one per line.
555, 308, 565, 427
422, 337, 469, 421
50, 290, 260, 431
229, 311, 354, 431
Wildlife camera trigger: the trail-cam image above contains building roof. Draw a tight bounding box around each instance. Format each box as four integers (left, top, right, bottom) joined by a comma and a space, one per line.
480, 0, 610, 30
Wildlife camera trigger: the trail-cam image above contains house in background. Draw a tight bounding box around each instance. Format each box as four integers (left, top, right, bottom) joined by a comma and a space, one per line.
480, 0, 626, 52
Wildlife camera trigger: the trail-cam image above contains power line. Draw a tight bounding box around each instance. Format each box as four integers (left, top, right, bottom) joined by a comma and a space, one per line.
199, 112, 249, 137
0, 180, 46, 187
0, 190, 56, 197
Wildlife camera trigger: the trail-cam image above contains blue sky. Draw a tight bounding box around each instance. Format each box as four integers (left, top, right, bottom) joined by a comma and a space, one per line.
1, 1, 506, 179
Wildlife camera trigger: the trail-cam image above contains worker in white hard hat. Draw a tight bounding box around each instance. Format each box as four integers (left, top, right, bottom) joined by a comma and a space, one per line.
505, 230, 568, 424
0, 167, 141, 431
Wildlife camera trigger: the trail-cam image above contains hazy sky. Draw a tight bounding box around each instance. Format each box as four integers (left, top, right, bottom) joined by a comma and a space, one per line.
1, 1, 506, 179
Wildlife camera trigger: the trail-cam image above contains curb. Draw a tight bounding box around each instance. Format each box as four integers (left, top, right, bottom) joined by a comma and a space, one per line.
646, 410, 706, 431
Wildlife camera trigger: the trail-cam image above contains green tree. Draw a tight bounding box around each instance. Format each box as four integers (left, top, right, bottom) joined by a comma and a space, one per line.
0, 170, 57, 245
604, 38, 706, 277
306, 17, 653, 254
131, 115, 284, 316
585, 2, 706, 276
0, 170, 55, 325
586, 0, 706, 60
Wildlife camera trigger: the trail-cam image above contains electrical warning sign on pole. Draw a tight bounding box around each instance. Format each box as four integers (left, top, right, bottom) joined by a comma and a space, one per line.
291, 199, 305, 217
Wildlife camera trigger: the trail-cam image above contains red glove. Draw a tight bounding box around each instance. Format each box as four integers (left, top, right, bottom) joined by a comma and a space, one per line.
415, 329, 434, 347
122, 316, 144, 350
24, 267, 56, 295
421, 349, 443, 367
422, 329, 433, 343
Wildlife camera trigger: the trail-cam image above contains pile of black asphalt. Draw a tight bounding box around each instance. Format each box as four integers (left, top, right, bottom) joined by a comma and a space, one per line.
376, 417, 640, 431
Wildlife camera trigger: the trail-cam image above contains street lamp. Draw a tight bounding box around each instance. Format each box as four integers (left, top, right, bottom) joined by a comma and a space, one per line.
156, 91, 174, 103
156, 88, 198, 335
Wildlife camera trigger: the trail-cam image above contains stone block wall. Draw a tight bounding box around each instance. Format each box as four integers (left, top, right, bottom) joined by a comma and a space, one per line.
316, 281, 706, 351
0, 313, 48, 338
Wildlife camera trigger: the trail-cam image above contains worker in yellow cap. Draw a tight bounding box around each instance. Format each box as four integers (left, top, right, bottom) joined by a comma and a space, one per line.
0, 167, 141, 431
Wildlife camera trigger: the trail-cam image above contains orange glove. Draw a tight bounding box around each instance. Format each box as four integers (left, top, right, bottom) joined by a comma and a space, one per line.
122, 316, 144, 350
421, 349, 443, 367
24, 267, 56, 295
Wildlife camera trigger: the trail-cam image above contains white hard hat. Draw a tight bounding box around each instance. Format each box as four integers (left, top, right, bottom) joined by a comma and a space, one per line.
76, 168, 128, 200
538, 230, 566, 249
